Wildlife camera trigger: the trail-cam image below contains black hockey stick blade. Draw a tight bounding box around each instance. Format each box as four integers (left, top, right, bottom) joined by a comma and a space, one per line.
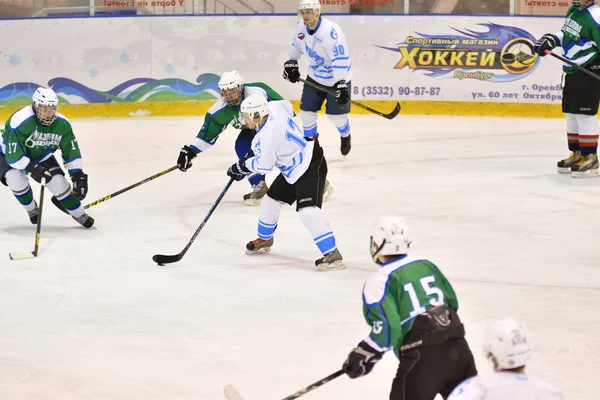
545, 50, 600, 82
152, 178, 235, 266
298, 77, 401, 120
152, 253, 183, 266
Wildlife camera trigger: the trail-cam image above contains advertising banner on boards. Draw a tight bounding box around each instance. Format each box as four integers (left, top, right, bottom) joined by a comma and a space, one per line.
0, 14, 567, 107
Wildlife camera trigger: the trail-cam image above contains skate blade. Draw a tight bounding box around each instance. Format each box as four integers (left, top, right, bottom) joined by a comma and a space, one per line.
317, 260, 346, 272
323, 185, 335, 202
572, 170, 600, 178
557, 167, 572, 174
224, 385, 245, 400
245, 247, 272, 255
243, 198, 263, 206
9, 252, 35, 260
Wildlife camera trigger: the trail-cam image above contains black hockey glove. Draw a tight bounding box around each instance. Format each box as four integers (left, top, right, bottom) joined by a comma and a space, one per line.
227, 159, 252, 181
534, 34, 560, 56
71, 171, 88, 200
25, 162, 52, 184
333, 80, 349, 104
283, 60, 301, 83
177, 145, 197, 172
343, 341, 383, 379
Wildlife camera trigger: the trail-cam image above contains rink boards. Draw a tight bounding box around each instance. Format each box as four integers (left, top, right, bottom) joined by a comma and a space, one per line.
0, 14, 571, 119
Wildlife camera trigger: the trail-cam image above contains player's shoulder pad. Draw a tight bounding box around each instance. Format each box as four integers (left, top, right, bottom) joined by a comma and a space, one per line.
206, 98, 229, 115
55, 112, 72, 126
321, 18, 343, 41
9, 106, 35, 129
245, 83, 269, 96
587, 4, 600, 25
363, 256, 426, 305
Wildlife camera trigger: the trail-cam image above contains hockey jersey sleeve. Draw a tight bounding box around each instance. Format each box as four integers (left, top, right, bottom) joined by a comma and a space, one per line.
3, 126, 30, 170
190, 102, 232, 154
58, 125, 83, 174
325, 26, 352, 83
244, 130, 277, 174
289, 23, 304, 60
447, 377, 485, 400
433, 265, 459, 311
362, 279, 403, 353
249, 82, 284, 101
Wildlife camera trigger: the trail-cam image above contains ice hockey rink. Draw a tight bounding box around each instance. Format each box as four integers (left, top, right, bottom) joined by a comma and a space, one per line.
0, 114, 599, 400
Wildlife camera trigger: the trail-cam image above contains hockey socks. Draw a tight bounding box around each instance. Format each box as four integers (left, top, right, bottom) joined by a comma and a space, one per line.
256, 195, 282, 240
298, 206, 337, 256
47, 175, 85, 218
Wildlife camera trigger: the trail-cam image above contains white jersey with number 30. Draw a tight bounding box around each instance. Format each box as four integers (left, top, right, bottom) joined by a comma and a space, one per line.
243, 100, 314, 185
448, 372, 564, 400
289, 17, 352, 87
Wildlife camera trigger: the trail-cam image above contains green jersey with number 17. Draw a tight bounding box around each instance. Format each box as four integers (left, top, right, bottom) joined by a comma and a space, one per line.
1, 106, 82, 173
556, 4, 600, 74
189, 82, 283, 154
362, 255, 459, 357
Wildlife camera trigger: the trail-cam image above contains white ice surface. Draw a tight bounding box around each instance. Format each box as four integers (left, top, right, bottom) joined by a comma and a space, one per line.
1, 115, 599, 400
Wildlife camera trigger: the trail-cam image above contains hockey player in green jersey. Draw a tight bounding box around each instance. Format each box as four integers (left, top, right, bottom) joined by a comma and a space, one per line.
534, 0, 600, 178
176, 70, 333, 205
343, 217, 476, 400
0, 87, 94, 228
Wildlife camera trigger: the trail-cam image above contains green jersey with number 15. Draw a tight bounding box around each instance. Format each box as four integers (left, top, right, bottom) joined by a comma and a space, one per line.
1, 106, 82, 173
361, 255, 459, 357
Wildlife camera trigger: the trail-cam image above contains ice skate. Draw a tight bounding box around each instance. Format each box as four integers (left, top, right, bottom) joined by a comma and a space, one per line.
243, 180, 268, 206
323, 180, 334, 202
315, 248, 345, 271
340, 134, 351, 157
557, 151, 581, 173
246, 237, 274, 255
73, 213, 95, 229
571, 153, 599, 178
27, 203, 39, 224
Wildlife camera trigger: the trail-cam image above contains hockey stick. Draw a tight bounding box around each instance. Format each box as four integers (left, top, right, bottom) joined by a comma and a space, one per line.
298, 78, 401, 120
152, 177, 235, 265
51, 166, 179, 214
9, 180, 46, 260
223, 369, 346, 400
545, 49, 600, 82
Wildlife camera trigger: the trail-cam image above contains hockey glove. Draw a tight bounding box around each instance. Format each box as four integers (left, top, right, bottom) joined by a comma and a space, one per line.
25, 162, 52, 184
177, 145, 197, 172
227, 159, 252, 181
343, 341, 383, 379
534, 34, 560, 56
333, 80, 349, 104
71, 171, 89, 200
283, 60, 301, 83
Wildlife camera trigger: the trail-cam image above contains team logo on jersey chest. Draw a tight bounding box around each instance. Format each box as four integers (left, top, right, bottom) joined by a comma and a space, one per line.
25, 129, 61, 148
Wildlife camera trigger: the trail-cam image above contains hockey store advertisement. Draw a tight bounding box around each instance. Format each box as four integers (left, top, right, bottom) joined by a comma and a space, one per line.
344, 16, 566, 103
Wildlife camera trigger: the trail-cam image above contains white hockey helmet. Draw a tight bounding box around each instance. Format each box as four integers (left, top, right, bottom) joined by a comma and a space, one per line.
218, 70, 244, 107
240, 93, 269, 127
484, 318, 532, 370
370, 216, 412, 263
299, 0, 321, 11
32, 87, 59, 126
299, 0, 321, 17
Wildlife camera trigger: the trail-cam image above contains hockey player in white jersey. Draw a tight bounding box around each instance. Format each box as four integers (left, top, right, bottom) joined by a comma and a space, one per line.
283, 0, 353, 157
226, 94, 344, 271
448, 318, 564, 400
